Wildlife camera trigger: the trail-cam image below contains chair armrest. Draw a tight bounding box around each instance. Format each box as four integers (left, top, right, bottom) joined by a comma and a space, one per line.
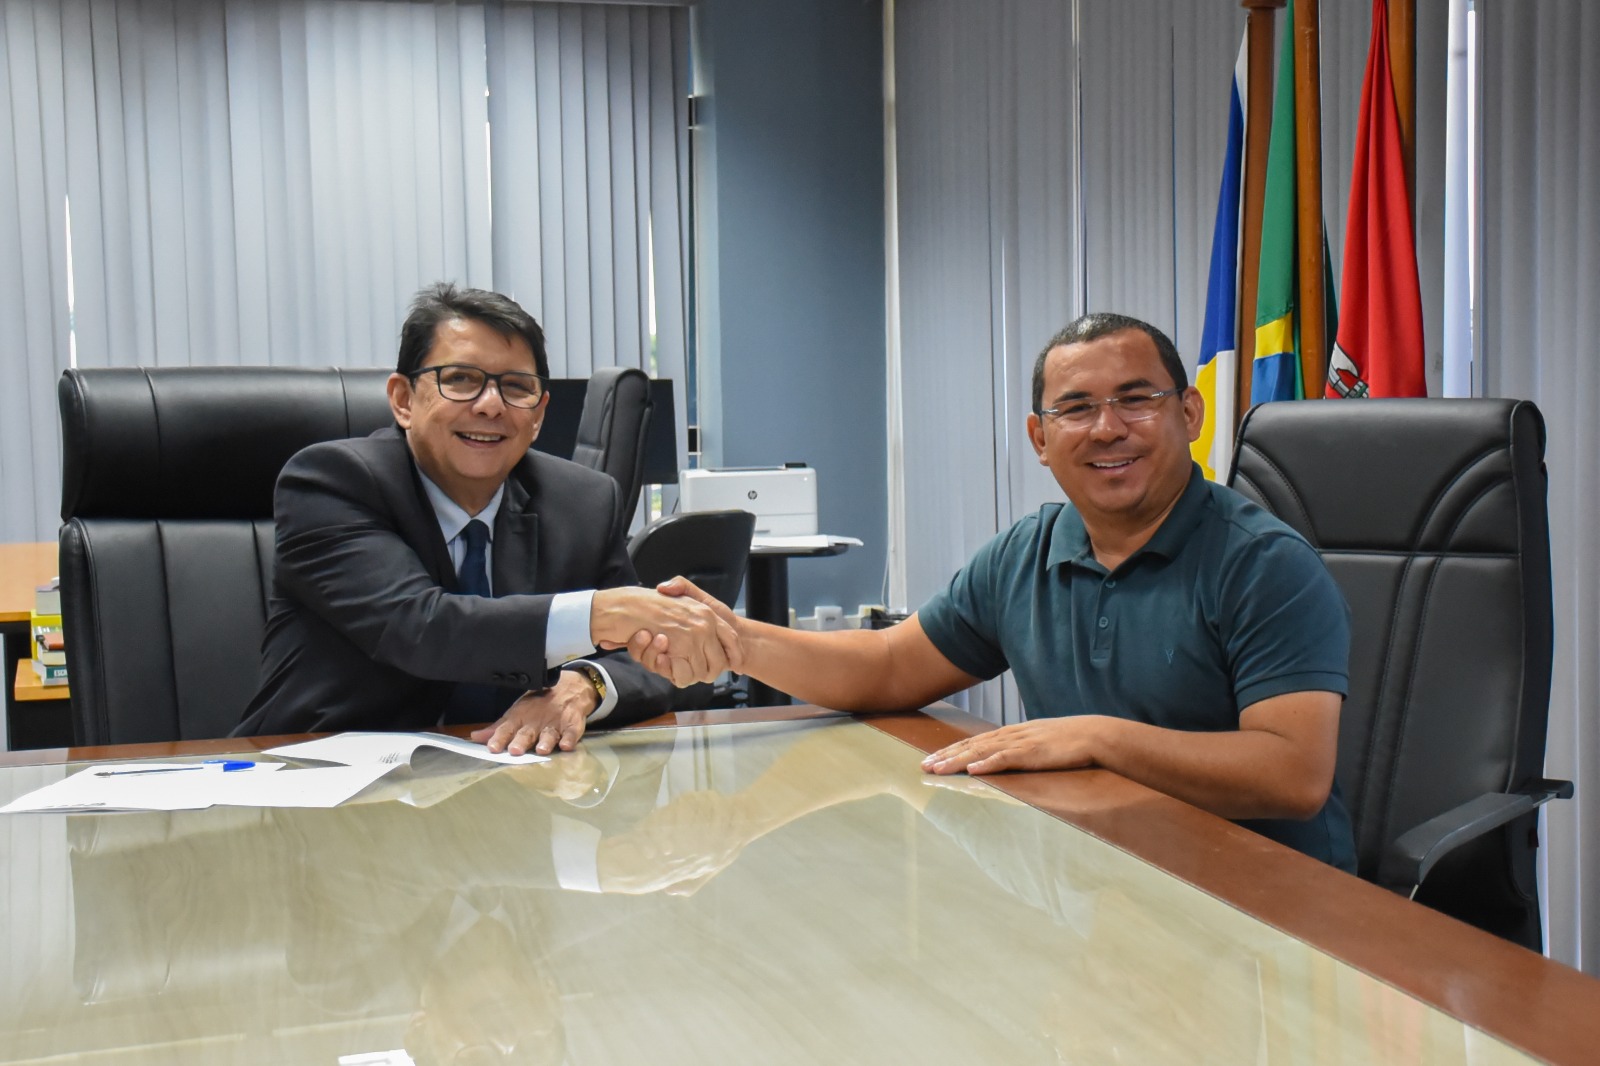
1379, 778, 1574, 892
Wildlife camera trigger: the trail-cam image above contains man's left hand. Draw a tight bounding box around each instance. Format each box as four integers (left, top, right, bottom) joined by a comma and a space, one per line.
470, 671, 599, 756
920, 717, 1111, 776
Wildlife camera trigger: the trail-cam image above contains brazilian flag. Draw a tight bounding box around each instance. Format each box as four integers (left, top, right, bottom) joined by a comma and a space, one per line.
1253, 2, 1336, 402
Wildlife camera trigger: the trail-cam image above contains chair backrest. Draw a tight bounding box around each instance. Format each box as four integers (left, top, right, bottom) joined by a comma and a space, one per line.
628, 510, 756, 607
571, 367, 653, 542
58, 367, 395, 745
1228, 397, 1553, 945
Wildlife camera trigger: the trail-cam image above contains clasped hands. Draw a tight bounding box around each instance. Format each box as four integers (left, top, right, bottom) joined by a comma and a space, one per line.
472, 583, 737, 758
590, 582, 741, 687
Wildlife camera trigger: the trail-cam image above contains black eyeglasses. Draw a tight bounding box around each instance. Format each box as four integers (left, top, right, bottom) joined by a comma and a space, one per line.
1037, 388, 1182, 428
408, 364, 547, 409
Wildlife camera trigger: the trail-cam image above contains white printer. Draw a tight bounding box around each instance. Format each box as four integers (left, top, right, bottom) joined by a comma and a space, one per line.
679, 465, 818, 536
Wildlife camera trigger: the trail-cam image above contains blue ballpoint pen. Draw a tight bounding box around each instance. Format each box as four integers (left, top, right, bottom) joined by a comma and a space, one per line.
93, 761, 256, 777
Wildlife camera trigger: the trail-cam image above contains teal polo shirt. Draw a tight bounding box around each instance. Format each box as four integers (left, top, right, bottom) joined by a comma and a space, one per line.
919, 463, 1356, 871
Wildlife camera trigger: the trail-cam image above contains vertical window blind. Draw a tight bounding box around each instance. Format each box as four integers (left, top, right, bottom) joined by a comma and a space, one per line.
0, 0, 688, 541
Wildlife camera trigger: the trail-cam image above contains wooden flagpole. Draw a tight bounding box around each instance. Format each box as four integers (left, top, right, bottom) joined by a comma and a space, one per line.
1388, 0, 1417, 208
1293, 0, 1328, 399
1236, 0, 1283, 424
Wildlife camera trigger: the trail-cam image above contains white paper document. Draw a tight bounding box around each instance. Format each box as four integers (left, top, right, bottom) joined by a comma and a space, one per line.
263, 731, 551, 768
0, 760, 394, 814
2, 733, 545, 815
750, 534, 864, 553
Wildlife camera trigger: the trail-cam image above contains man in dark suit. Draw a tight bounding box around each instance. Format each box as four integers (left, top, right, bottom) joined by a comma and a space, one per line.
236, 283, 735, 753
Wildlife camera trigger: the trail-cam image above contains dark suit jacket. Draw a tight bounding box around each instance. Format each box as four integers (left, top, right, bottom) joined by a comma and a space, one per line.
235, 427, 673, 736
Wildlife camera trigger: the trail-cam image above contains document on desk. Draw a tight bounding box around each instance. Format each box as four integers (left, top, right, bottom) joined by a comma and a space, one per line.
263, 731, 551, 769
0, 760, 394, 814
2, 734, 546, 815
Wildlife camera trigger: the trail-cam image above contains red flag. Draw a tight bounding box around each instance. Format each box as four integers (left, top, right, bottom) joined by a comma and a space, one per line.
1327, 0, 1427, 398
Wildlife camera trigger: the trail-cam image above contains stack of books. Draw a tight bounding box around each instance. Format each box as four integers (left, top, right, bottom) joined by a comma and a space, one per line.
31, 577, 67, 687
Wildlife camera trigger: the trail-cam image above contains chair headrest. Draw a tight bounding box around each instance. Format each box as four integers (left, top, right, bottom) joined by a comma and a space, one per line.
572, 367, 653, 472
59, 367, 397, 520
1230, 397, 1546, 553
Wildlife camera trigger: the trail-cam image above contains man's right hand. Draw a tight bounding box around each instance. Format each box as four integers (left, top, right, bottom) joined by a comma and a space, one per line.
623, 577, 743, 683
590, 586, 741, 686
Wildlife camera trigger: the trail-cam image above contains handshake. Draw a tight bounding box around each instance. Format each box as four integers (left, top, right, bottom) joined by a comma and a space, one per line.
589, 578, 741, 687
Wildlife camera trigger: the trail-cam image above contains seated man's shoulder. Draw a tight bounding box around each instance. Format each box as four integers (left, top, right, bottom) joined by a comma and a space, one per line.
980, 504, 1068, 564
1197, 483, 1343, 605
1206, 479, 1315, 550
271, 432, 416, 532
272, 431, 410, 506
286, 426, 404, 471
517, 448, 622, 501
937, 505, 1079, 602
1006, 502, 1068, 542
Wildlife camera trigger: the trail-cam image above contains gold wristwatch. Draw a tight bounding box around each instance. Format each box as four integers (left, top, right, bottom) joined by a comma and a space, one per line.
570, 663, 607, 707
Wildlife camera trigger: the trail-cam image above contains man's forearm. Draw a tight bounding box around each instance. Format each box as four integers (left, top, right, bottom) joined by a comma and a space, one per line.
642, 580, 977, 710
735, 620, 901, 710
1090, 717, 1332, 821
924, 692, 1340, 822
736, 617, 970, 712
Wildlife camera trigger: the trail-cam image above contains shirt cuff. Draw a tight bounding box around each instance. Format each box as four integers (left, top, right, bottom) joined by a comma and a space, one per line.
565, 659, 621, 723
546, 589, 598, 669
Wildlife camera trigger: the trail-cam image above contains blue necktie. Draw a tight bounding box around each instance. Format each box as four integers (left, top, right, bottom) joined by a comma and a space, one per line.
444, 519, 499, 725
457, 519, 492, 598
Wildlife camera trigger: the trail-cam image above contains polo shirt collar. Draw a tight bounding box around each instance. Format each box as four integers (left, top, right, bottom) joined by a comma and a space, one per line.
1138, 463, 1211, 559
1045, 462, 1210, 570
1045, 503, 1092, 570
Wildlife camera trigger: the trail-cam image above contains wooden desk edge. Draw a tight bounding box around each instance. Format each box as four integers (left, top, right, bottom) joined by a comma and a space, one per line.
0, 702, 1594, 1064
858, 705, 1596, 1066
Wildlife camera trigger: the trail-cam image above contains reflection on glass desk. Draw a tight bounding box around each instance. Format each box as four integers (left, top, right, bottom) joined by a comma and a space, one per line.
0, 714, 1587, 1065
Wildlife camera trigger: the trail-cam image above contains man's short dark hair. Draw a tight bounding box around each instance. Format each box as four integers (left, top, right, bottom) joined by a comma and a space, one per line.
1031, 312, 1188, 413
396, 282, 550, 379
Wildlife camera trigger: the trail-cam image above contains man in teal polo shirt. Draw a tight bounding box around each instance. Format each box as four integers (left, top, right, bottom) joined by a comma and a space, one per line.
637, 312, 1355, 870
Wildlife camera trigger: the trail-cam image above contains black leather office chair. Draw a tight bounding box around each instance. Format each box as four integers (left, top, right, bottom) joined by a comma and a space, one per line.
58, 363, 661, 745
629, 509, 757, 709
1228, 398, 1571, 950
628, 509, 757, 605
58, 367, 395, 745
572, 367, 653, 542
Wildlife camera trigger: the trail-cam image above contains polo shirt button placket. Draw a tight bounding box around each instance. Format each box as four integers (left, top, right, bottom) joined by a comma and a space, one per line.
1087, 565, 1115, 665
1089, 604, 1114, 665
